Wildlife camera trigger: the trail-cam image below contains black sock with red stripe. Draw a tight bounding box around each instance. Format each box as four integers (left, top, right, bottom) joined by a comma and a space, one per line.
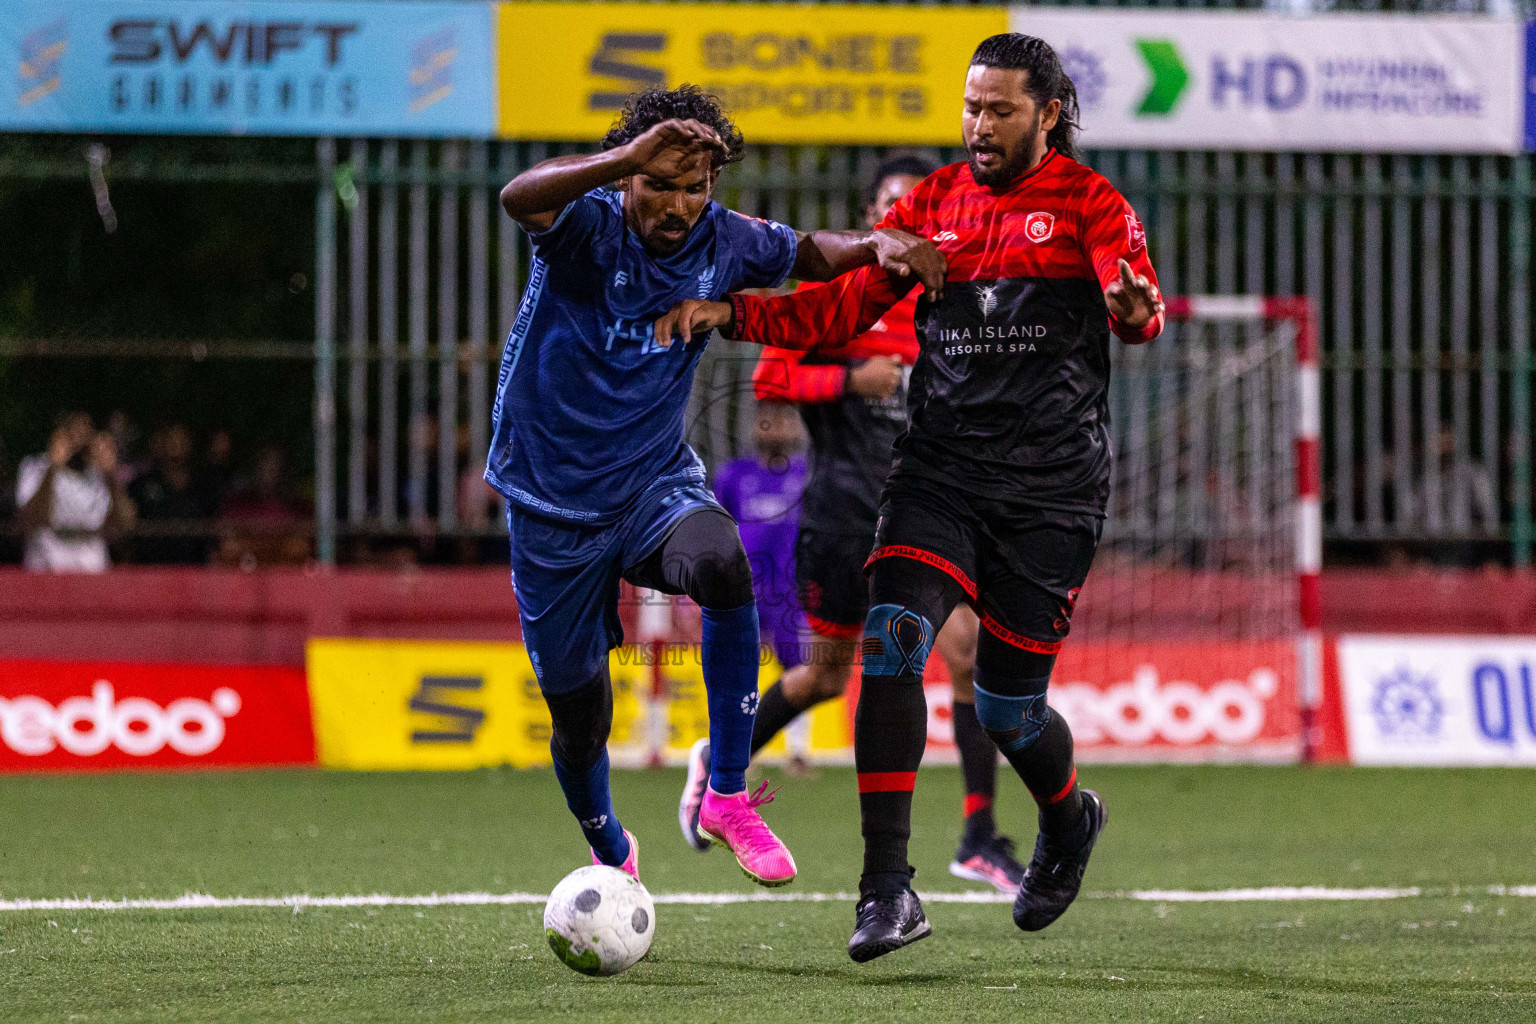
857, 558, 967, 891
1005, 712, 1087, 845
855, 670, 928, 889
749, 679, 805, 755
952, 698, 998, 843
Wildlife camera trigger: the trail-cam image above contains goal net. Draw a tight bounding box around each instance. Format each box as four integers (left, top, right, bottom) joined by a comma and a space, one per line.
1046, 296, 1320, 762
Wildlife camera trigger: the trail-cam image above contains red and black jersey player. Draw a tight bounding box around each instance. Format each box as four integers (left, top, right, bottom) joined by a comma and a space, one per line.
656, 33, 1165, 962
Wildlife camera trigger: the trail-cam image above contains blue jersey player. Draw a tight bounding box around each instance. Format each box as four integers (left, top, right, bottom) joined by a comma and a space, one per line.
490, 86, 946, 887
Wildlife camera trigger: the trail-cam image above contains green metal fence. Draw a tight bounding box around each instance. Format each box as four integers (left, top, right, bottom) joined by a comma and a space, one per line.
308, 139, 1533, 565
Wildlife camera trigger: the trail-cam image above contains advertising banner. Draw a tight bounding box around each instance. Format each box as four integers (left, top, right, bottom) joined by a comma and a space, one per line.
854, 640, 1301, 764
1012, 9, 1525, 154
0, 658, 314, 770
307, 637, 812, 769
1337, 635, 1536, 766
495, 1, 1004, 144
1526, 20, 1535, 151
306, 638, 653, 769
1, 0, 495, 136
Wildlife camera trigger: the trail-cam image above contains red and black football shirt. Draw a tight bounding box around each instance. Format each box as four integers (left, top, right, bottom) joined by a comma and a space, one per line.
751, 286, 919, 537
728, 149, 1164, 517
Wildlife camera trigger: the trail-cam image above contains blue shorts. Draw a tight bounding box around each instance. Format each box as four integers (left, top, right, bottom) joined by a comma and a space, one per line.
509, 478, 726, 696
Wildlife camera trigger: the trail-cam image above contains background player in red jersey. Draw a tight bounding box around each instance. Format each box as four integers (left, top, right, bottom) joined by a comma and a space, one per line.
686, 153, 1026, 894
657, 34, 1165, 961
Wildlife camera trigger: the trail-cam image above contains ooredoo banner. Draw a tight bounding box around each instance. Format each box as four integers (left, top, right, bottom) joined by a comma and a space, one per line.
910, 640, 1300, 763
1013, 9, 1525, 154
0, 658, 314, 770
1, 0, 495, 136
1336, 635, 1536, 765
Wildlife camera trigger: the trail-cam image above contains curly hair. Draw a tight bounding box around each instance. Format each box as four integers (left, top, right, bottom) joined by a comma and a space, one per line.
601, 85, 746, 171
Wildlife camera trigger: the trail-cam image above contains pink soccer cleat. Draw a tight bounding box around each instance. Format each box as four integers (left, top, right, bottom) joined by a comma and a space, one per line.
678, 737, 712, 852
591, 828, 640, 880
696, 781, 797, 888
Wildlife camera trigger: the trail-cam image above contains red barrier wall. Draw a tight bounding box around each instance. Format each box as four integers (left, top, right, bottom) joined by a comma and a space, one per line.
1, 566, 1532, 667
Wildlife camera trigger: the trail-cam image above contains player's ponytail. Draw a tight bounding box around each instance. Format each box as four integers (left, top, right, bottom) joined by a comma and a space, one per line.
970, 34, 1081, 162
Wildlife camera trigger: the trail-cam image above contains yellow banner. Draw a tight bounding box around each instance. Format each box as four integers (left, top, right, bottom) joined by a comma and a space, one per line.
306, 638, 648, 770
305, 638, 852, 770
495, 2, 1005, 144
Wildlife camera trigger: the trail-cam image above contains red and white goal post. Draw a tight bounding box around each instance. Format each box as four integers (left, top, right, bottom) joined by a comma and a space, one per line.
919, 294, 1323, 765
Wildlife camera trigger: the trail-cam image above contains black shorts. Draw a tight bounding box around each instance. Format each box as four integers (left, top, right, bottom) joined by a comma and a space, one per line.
866, 472, 1102, 654
794, 528, 872, 639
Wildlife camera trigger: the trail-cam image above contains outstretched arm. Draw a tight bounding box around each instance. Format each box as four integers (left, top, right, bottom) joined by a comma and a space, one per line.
789, 229, 946, 297
499, 118, 725, 231
655, 262, 911, 350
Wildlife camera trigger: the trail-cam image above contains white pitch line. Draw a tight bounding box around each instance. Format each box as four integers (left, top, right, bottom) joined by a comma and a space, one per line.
0, 885, 1532, 913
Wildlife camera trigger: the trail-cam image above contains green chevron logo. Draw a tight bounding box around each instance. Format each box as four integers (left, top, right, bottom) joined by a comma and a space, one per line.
1135, 38, 1188, 116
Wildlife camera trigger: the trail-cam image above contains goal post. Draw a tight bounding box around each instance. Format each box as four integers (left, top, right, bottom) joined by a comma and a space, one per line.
1053, 295, 1322, 762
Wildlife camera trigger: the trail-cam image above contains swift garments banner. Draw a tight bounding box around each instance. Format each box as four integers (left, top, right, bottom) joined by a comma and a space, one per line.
1, 0, 495, 136
1012, 9, 1525, 154
0, 658, 314, 770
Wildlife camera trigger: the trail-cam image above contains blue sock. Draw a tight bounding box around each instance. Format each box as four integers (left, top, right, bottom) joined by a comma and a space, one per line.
700, 601, 761, 795
551, 749, 629, 865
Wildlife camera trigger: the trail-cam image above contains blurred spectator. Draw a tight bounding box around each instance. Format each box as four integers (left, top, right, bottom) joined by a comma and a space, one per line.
16, 411, 136, 572
713, 401, 808, 670
196, 429, 239, 512
129, 423, 209, 564
215, 444, 311, 566
105, 410, 146, 486
1406, 426, 1498, 537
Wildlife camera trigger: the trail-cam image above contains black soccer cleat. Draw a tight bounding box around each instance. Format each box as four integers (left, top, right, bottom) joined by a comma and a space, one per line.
1012, 788, 1108, 932
848, 886, 932, 963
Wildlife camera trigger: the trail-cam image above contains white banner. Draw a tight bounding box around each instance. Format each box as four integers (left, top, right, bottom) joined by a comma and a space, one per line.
1337, 635, 1536, 765
1009, 9, 1524, 153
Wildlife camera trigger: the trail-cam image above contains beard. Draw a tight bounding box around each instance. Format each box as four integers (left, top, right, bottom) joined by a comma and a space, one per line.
643, 217, 692, 256
967, 113, 1044, 188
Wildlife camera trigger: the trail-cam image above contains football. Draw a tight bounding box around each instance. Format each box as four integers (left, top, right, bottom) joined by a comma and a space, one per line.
543, 865, 656, 976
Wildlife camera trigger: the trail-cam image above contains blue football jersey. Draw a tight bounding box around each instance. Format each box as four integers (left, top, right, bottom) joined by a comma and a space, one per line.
485, 189, 799, 524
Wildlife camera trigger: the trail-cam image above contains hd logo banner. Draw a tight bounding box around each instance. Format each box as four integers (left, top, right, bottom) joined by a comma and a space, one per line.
1012, 9, 1525, 154
1, 0, 495, 136
495, 2, 1004, 144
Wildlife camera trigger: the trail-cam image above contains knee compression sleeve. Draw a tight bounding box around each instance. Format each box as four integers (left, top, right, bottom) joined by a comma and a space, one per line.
546, 672, 613, 770
861, 604, 937, 678
662, 510, 754, 610
972, 683, 1052, 754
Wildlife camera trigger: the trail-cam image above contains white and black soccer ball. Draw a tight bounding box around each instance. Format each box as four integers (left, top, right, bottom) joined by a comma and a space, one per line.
543, 865, 655, 977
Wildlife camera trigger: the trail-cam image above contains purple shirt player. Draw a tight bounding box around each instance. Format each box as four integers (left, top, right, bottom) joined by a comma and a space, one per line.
714, 446, 808, 670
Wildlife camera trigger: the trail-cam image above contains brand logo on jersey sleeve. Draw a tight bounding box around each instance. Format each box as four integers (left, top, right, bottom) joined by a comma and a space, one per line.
1126, 214, 1147, 252
1024, 212, 1055, 243
931, 230, 959, 246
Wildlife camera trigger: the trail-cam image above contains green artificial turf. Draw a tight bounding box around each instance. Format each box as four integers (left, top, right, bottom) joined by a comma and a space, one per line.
1, 765, 1533, 1022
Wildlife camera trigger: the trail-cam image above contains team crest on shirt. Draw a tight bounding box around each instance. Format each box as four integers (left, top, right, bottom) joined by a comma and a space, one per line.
1023, 212, 1055, 243
1126, 214, 1147, 252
